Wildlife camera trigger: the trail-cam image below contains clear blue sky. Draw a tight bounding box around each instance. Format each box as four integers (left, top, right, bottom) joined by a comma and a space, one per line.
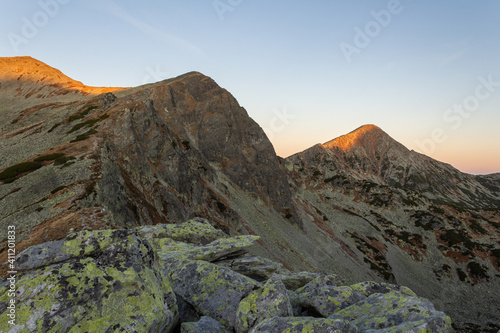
2, 0, 499, 174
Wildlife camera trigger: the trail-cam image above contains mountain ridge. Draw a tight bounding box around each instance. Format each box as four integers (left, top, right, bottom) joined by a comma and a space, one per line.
0, 57, 499, 331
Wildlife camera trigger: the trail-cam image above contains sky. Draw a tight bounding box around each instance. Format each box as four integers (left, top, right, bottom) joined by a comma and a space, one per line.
1, 0, 499, 174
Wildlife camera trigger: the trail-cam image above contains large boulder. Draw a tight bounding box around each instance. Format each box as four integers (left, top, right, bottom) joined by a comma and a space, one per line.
0, 229, 178, 332
156, 219, 262, 329
292, 274, 365, 317
236, 275, 293, 332
216, 255, 289, 282
329, 290, 453, 332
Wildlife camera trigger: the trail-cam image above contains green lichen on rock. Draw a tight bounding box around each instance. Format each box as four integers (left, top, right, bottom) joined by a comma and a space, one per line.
0, 218, 455, 332
164, 255, 259, 329
292, 274, 364, 317
3, 228, 178, 332
329, 290, 453, 332
158, 234, 259, 262
216, 255, 289, 282
249, 316, 358, 333
137, 218, 228, 246
349, 281, 416, 297
236, 275, 293, 332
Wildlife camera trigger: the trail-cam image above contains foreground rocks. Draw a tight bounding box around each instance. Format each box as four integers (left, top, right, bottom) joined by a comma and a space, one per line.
0, 218, 453, 332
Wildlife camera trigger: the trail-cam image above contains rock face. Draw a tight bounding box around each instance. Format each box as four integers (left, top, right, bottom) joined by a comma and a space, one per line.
0, 57, 498, 331
0, 219, 452, 332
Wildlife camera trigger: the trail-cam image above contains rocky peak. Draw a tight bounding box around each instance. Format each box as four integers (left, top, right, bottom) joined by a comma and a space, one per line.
322, 124, 404, 153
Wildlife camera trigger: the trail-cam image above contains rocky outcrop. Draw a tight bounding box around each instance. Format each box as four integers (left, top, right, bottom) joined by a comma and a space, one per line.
0, 219, 452, 332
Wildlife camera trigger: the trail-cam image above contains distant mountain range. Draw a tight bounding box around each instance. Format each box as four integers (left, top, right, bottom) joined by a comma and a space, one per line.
0, 57, 498, 332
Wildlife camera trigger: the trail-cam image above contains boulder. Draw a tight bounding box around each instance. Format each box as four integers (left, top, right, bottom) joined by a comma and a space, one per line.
293, 274, 365, 317
236, 275, 293, 332
137, 218, 227, 246
181, 316, 231, 333
249, 316, 358, 333
275, 271, 322, 291
0, 229, 178, 333
329, 290, 453, 332
216, 255, 288, 282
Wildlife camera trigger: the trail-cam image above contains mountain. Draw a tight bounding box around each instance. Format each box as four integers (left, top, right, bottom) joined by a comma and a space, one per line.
286, 124, 500, 332
0, 57, 498, 332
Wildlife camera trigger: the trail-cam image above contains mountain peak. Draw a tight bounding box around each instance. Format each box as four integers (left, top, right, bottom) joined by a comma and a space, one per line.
321, 124, 392, 151
0, 56, 124, 95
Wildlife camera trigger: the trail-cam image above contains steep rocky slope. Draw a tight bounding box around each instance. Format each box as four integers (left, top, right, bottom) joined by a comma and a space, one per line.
0, 57, 498, 331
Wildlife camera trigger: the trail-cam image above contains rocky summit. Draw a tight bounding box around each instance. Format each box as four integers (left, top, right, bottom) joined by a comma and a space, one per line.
0, 57, 498, 332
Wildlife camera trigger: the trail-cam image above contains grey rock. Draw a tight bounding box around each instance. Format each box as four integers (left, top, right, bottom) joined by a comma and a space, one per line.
236, 275, 293, 332
293, 275, 364, 317
249, 316, 358, 333
329, 291, 452, 332
181, 316, 230, 333
216, 255, 288, 282
163, 256, 259, 329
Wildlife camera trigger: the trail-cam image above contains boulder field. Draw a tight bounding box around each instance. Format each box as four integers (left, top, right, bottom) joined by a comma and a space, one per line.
1, 218, 452, 332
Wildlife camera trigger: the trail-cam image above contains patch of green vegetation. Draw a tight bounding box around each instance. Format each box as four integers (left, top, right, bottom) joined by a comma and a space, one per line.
70, 129, 98, 143
34, 153, 65, 162
67, 119, 100, 134
68, 106, 98, 122
171, 140, 177, 148
48, 123, 60, 133
456, 268, 467, 282
430, 205, 445, 214
0, 161, 42, 181
440, 229, 468, 246
182, 140, 190, 150
99, 113, 110, 120
54, 156, 75, 165
11, 119, 19, 124
216, 201, 227, 212
60, 161, 76, 169
51, 186, 66, 194
36, 206, 43, 212
324, 174, 348, 184
312, 170, 322, 177
466, 262, 489, 281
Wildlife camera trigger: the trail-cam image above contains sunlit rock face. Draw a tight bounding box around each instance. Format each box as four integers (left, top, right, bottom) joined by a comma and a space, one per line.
0, 57, 499, 331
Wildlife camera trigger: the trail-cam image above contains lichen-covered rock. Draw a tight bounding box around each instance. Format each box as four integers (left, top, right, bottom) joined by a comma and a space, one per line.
0, 229, 178, 332
349, 281, 416, 297
181, 316, 231, 333
158, 235, 260, 262
292, 274, 365, 317
236, 275, 293, 332
275, 271, 322, 291
137, 218, 227, 246
163, 256, 259, 329
216, 255, 289, 282
249, 316, 358, 333
329, 291, 453, 332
